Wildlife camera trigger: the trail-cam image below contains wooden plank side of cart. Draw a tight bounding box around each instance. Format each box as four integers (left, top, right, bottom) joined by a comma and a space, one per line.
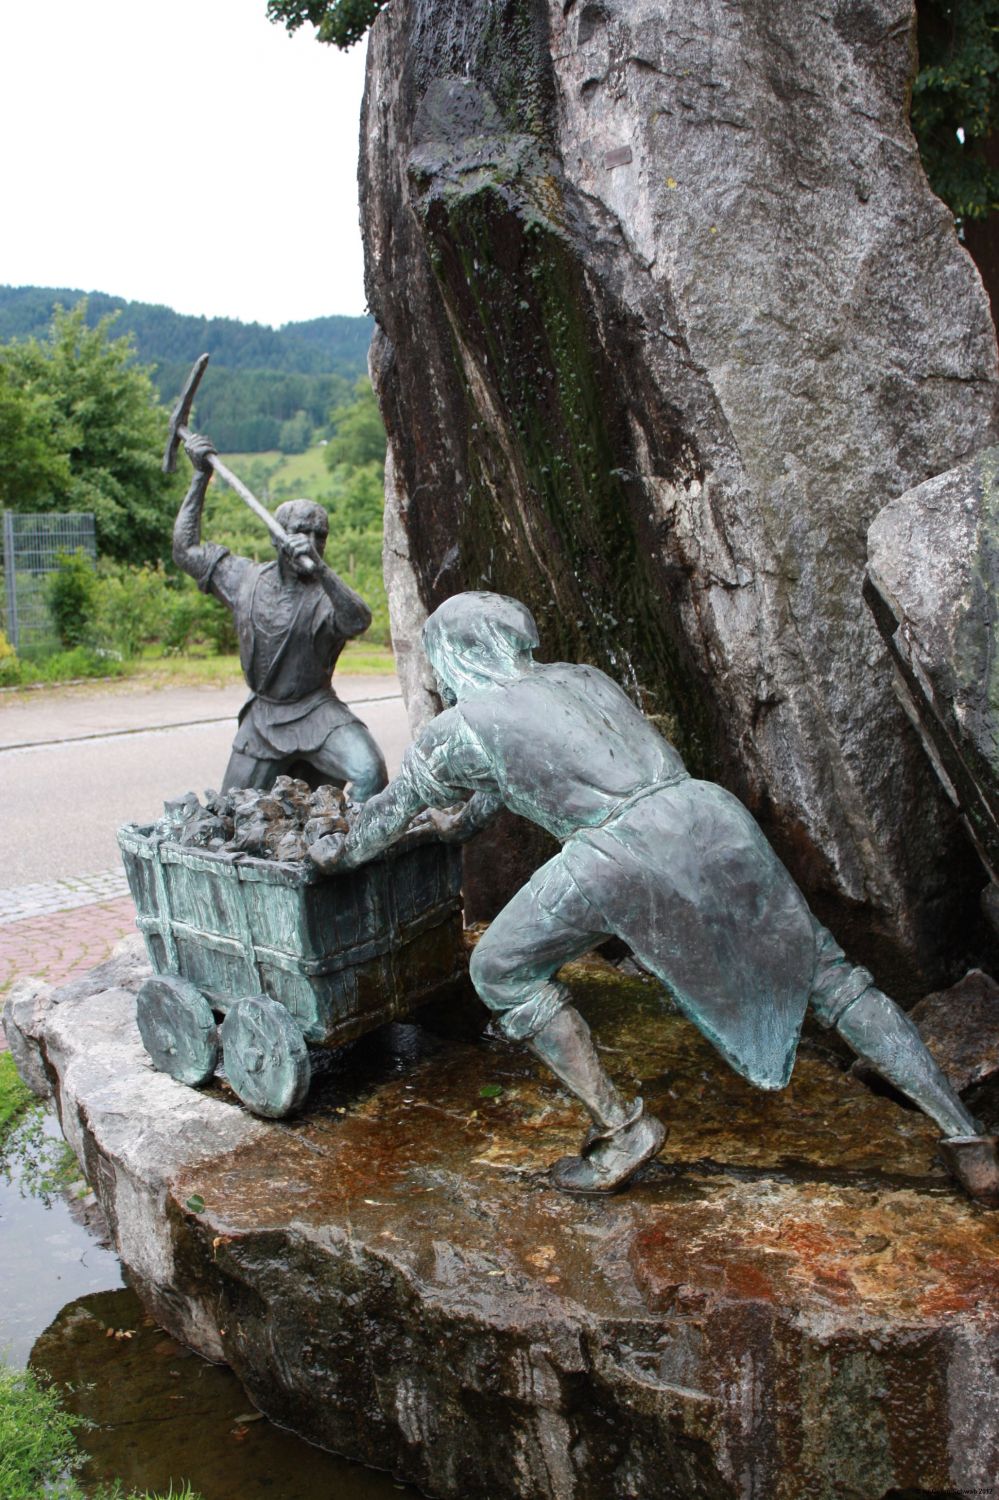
117, 824, 466, 1048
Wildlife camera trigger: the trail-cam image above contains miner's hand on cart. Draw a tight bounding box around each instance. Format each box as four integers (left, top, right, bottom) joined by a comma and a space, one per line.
309, 785, 501, 871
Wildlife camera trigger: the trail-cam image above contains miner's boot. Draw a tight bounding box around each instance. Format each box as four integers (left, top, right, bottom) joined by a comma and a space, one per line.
528, 1005, 666, 1192
836, 987, 999, 1207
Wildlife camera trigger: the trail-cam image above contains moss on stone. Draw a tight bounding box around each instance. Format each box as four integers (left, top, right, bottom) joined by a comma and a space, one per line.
421, 176, 714, 773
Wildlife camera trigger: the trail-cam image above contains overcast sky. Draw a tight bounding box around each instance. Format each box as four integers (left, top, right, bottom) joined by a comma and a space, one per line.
0, 0, 369, 327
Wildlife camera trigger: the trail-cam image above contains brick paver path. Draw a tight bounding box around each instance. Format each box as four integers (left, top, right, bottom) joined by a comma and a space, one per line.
0, 892, 137, 1049
0, 870, 130, 925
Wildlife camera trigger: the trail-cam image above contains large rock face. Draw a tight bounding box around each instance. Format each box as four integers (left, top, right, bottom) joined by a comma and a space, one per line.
7, 941, 999, 1499
362, 0, 999, 984
867, 447, 999, 889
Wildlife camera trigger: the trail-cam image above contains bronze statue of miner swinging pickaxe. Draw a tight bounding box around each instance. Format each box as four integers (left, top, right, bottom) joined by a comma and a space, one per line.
166, 354, 388, 799
163, 353, 314, 577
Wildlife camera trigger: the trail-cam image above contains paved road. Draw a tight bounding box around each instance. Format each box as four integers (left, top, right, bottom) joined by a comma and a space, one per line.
0, 675, 410, 887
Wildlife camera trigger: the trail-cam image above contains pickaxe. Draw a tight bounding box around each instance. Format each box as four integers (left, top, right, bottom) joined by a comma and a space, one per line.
163, 352, 315, 576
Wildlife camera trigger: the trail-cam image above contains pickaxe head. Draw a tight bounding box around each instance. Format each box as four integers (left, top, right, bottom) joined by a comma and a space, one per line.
163, 352, 210, 474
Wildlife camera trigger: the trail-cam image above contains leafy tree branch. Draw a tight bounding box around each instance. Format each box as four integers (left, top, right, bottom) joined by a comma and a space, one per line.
267, 0, 388, 50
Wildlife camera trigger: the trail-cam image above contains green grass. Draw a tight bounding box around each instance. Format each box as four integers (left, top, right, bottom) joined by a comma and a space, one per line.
335, 640, 397, 675
0, 1054, 81, 1207
0, 1364, 85, 1499
0, 647, 125, 691
0, 640, 397, 695
223, 446, 334, 501
0, 1363, 203, 1499
0, 1054, 32, 1143
126, 639, 396, 685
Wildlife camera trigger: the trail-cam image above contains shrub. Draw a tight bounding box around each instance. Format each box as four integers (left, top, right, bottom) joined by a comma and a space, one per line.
45, 550, 98, 648
0, 629, 19, 687
34, 647, 125, 684
161, 580, 238, 657
88, 562, 172, 660
199, 594, 238, 655
0, 647, 125, 689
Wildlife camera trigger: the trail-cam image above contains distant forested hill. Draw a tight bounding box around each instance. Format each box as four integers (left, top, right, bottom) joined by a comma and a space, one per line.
0, 286, 374, 452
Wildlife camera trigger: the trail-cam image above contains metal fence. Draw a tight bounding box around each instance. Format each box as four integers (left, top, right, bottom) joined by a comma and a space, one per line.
1, 511, 97, 656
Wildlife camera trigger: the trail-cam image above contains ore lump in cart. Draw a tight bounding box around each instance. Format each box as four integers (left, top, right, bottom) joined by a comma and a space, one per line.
117, 822, 466, 1118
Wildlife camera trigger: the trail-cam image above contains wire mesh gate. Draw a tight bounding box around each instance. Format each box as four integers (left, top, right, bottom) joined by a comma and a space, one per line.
1, 510, 97, 655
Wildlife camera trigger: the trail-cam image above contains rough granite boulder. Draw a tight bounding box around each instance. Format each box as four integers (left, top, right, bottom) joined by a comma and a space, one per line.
867, 446, 999, 897
6, 940, 999, 1499
362, 0, 999, 985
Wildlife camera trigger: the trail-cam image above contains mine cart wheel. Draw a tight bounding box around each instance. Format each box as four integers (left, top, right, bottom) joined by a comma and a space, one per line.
220, 995, 311, 1119
136, 975, 219, 1087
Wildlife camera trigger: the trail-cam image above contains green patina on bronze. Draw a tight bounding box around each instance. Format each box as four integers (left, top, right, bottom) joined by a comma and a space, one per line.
135, 973, 219, 1087
220, 995, 312, 1119
118, 825, 468, 1117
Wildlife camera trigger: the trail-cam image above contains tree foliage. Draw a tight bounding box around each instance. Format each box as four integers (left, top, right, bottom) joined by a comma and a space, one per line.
267, 0, 387, 49
0, 288, 373, 378
151, 363, 350, 453
326, 377, 387, 469
0, 363, 72, 509
0, 289, 372, 454
0, 303, 178, 562
193, 377, 391, 641
46, 549, 98, 648
913, 0, 999, 220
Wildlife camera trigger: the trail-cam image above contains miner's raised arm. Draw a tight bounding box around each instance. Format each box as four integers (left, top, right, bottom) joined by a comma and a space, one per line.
173, 433, 220, 579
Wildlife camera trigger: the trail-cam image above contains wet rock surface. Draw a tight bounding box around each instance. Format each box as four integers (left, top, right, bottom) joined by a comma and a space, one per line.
364, 0, 999, 981
7, 940, 999, 1499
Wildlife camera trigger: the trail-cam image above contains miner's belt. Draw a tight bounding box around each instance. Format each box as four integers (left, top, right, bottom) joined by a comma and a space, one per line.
596, 773, 689, 827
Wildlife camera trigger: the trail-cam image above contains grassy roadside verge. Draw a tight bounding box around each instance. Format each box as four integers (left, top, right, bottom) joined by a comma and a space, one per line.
0, 1052, 79, 1206
0, 641, 397, 698
0, 1050, 32, 1142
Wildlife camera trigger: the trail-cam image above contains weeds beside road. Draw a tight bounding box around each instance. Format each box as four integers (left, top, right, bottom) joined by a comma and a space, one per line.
0, 640, 396, 698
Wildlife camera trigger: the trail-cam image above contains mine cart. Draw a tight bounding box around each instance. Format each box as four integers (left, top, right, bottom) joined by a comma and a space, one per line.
116, 825, 466, 1119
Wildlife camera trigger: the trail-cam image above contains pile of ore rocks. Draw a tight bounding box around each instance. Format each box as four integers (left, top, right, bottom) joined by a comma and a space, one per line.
156, 777, 349, 862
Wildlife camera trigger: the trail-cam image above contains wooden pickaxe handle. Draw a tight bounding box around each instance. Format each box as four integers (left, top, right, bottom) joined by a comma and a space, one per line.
163, 353, 316, 576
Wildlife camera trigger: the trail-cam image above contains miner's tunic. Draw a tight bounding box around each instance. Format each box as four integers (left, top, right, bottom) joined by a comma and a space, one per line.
394, 662, 874, 1090
191, 544, 362, 760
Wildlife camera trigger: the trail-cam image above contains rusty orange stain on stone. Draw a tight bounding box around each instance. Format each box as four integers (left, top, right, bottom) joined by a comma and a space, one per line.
170, 962, 999, 1344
